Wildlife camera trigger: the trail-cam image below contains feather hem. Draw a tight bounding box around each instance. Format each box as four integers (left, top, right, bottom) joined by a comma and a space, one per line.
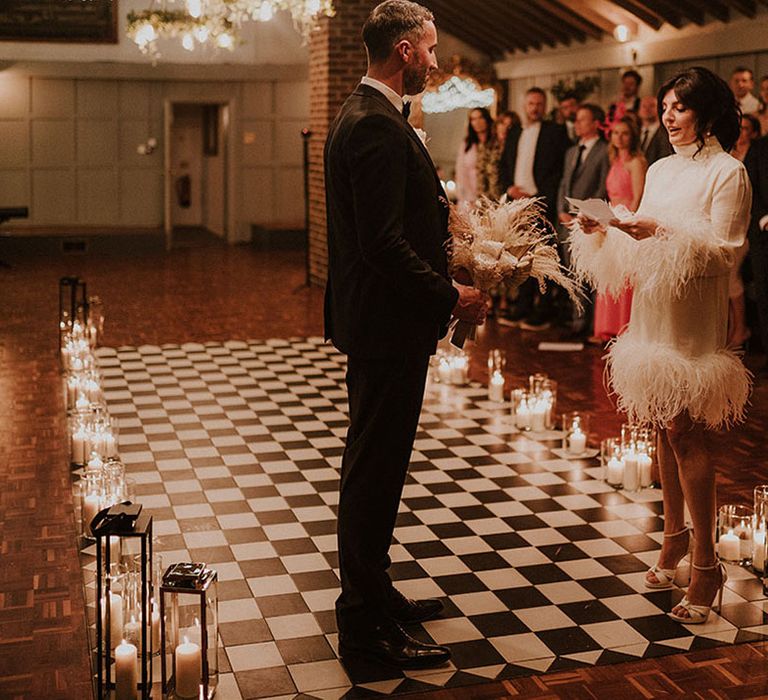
605, 335, 751, 430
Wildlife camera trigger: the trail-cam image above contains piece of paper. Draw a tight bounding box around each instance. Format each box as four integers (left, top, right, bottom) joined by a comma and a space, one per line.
565, 197, 616, 225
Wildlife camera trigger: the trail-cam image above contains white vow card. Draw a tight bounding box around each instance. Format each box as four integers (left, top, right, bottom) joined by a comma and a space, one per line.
566, 197, 616, 225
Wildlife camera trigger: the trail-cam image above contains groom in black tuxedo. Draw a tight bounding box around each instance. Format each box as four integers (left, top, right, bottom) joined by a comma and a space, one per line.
324, 0, 487, 669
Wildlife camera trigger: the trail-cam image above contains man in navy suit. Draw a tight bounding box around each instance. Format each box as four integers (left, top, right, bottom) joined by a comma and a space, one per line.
324, 0, 487, 669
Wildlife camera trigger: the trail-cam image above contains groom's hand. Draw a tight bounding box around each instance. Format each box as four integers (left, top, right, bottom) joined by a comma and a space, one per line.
453, 284, 489, 324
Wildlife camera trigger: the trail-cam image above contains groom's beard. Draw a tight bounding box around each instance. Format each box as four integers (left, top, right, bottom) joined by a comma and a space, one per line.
403, 62, 429, 96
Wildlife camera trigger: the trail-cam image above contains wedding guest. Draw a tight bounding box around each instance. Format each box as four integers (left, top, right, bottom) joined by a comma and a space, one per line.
638, 95, 673, 165
324, 0, 487, 668
607, 69, 642, 125
556, 104, 609, 336
556, 91, 580, 143
571, 66, 752, 625
499, 87, 569, 329
726, 114, 761, 349
454, 107, 495, 206
756, 75, 768, 135
495, 110, 520, 148
747, 133, 768, 368
730, 66, 760, 114
590, 116, 647, 344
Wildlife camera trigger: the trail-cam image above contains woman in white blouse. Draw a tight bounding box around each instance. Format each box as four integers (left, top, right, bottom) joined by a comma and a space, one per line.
454, 107, 494, 207
571, 67, 752, 624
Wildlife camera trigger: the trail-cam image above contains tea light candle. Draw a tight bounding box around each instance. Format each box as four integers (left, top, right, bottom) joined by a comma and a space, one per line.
175, 636, 202, 699
719, 529, 740, 561
638, 453, 653, 488
488, 371, 504, 403
115, 639, 138, 700
623, 450, 639, 491
568, 428, 587, 455
606, 456, 623, 486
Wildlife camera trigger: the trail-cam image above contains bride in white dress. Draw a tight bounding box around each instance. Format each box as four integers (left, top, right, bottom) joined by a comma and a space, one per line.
570, 67, 752, 624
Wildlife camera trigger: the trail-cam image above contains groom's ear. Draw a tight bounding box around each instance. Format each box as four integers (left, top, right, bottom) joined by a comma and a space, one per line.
396, 39, 412, 63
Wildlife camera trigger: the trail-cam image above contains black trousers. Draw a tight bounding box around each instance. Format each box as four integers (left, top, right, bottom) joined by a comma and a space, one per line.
749, 230, 768, 354
335, 351, 431, 634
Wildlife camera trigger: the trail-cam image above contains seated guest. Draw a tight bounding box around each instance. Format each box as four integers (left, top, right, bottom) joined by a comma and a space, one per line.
607, 69, 642, 125
592, 115, 647, 344
454, 107, 495, 207
638, 95, 673, 165
747, 134, 768, 367
731, 66, 760, 114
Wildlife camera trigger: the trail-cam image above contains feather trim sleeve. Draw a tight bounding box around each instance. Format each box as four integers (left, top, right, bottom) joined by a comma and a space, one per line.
569, 162, 752, 298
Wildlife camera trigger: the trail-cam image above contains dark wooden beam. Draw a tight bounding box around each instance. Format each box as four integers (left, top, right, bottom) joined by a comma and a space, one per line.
674, 0, 707, 24
430, 0, 519, 55
485, 0, 561, 48
532, 0, 604, 40
507, 2, 586, 45
634, 0, 684, 27
608, 0, 664, 29
701, 0, 731, 21
721, 0, 758, 16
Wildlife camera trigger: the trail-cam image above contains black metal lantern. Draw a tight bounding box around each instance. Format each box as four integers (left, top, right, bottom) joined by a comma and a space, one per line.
160, 563, 219, 700
94, 504, 153, 700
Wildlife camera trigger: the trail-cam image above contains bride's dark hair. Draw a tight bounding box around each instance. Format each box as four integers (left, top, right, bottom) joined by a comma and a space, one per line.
657, 66, 741, 154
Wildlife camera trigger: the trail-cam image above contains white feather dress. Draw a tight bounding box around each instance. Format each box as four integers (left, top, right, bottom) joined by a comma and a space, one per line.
570, 136, 753, 429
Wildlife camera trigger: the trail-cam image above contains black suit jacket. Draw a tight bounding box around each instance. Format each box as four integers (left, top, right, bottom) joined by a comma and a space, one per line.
746, 135, 768, 237
323, 84, 458, 359
643, 126, 673, 166
498, 121, 569, 222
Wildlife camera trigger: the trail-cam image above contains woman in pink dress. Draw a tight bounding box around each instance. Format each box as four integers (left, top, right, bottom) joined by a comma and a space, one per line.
592, 116, 648, 342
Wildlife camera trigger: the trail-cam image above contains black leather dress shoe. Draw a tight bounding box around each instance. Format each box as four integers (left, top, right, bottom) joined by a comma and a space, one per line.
389, 590, 444, 624
339, 623, 451, 669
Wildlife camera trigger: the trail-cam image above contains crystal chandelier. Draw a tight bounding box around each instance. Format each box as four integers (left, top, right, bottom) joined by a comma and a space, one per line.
127, 0, 335, 57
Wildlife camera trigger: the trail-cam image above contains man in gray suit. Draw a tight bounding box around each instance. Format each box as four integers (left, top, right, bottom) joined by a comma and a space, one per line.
638, 96, 673, 165
557, 103, 609, 334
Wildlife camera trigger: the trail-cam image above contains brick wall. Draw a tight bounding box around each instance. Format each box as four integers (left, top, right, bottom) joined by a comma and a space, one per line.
307, 0, 372, 285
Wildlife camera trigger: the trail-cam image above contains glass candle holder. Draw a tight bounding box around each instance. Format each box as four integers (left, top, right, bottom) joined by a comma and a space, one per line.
450, 351, 469, 386
80, 471, 104, 539
510, 389, 531, 431
487, 349, 505, 403
528, 374, 557, 430
717, 504, 753, 565
562, 412, 590, 455
753, 486, 768, 574
601, 437, 623, 488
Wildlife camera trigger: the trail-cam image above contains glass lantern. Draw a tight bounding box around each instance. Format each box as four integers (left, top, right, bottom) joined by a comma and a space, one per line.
717, 504, 753, 565
487, 349, 505, 403
161, 564, 219, 700
528, 374, 557, 430
601, 437, 623, 488
94, 506, 154, 700
510, 389, 531, 431
561, 412, 590, 456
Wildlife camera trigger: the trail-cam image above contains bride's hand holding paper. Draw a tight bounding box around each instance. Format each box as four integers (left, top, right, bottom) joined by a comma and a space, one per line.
611, 217, 658, 240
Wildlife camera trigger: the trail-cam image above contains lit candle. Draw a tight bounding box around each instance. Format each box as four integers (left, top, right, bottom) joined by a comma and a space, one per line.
606, 456, 623, 486
623, 450, 639, 491
488, 371, 504, 402
103, 432, 118, 458
66, 375, 79, 408
175, 636, 202, 699
568, 428, 587, 455
719, 529, 741, 561
530, 399, 547, 431
753, 529, 766, 572
736, 525, 753, 560
516, 401, 531, 430
87, 453, 103, 471
75, 394, 90, 412
437, 359, 451, 384
114, 639, 137, 700
450, 356, 468, 385
72, 426, 89, 465
151, 602, 161, 653
83, 493, 101, 536
124, 614, 141, 651
638, 453, 653, 488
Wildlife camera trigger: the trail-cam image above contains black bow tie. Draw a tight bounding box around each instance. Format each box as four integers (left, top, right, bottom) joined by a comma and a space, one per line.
402, 101, 411, 120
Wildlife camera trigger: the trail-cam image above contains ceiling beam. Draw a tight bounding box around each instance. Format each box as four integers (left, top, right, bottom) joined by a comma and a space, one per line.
608, 0, 664, 28
532, 0, 604, 40
504, 2, 584, 46
634, 0, 684, 27
721, 0, 758, 16
484, 0, 561, 48
701, 0, 731, 21
672, 0, 707, 24
430, 0, 518, 55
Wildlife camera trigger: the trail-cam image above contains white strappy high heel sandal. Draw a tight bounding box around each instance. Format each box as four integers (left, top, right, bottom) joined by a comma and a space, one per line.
645, 527, 691, 590
668, 561, 728, 625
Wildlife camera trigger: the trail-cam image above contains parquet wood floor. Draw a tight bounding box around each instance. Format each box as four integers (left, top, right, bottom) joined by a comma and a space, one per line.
1, 231, 767, 699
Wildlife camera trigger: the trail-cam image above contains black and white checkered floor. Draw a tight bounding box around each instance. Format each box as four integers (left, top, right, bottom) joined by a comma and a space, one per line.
83, 338, 768, 699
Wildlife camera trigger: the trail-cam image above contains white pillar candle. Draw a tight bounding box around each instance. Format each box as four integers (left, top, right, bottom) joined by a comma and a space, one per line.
175, 637, 202, 699
104, 432, 118, 458
75, 394, 90, 412
719, 529, 741, 560
450, 357, 468, 385
488, 371, 504, 402
110, 592, 124, 645
606, 456, 623, 486
114, 639, 137, 700
124, 614, 141, 651
66, 376, 79, 408
638, 453, 653, 488
83, 494, 101, 535
568, 429, 587, 455
736, 526, 753, 560
516, 402, 531, 430
437, 359, 451, 384
151, 603, 161, 653
623, 451, 639, 491
72, 427, 88, 465
530, 400, 547, 431
753, 529, 766, 572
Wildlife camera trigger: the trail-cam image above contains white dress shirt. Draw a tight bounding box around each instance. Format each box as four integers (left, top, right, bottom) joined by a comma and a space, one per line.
360, 76, 404, 114
513, 121, 541, 195
739, 92, 760, 115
